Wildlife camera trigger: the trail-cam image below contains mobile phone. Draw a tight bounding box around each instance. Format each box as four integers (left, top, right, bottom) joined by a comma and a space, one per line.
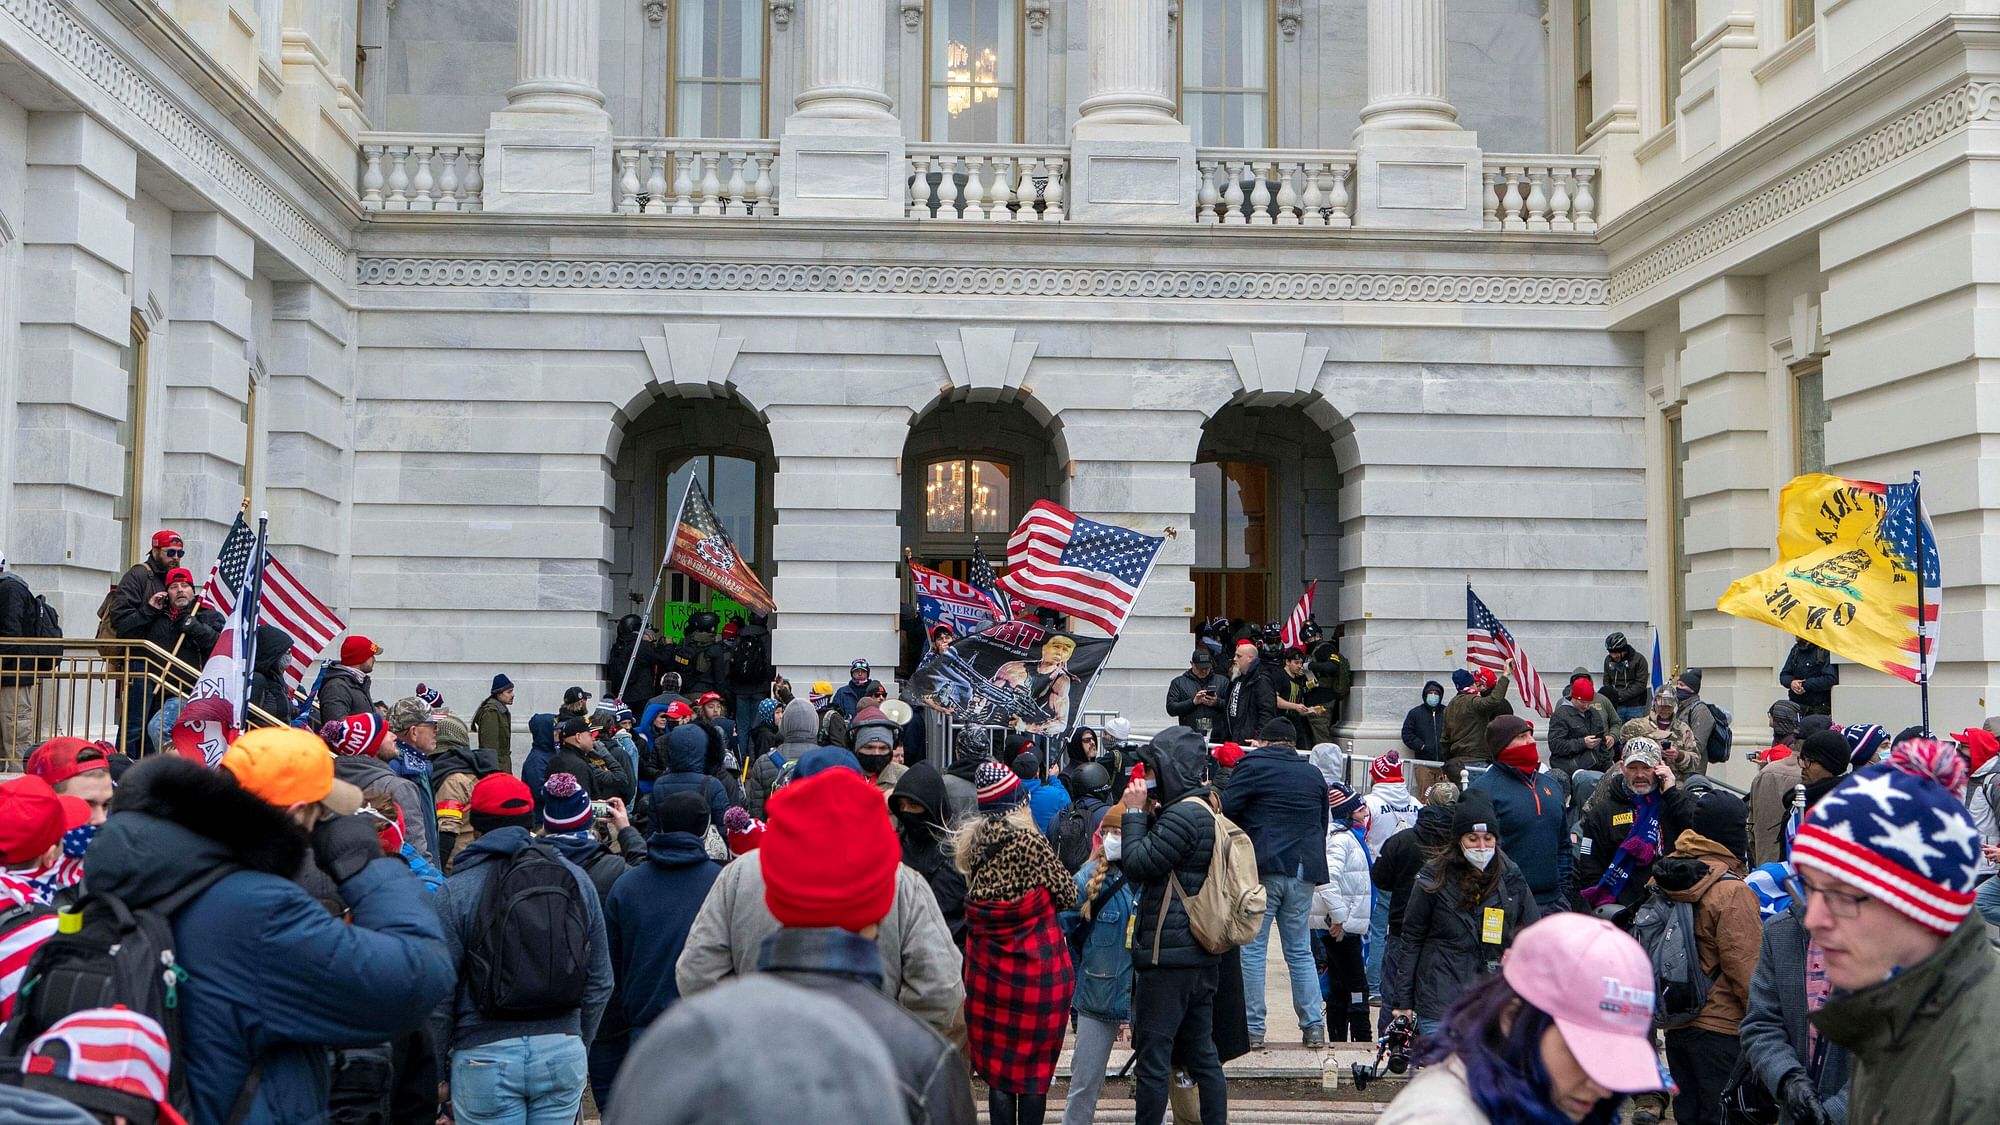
591, 801, 612, 818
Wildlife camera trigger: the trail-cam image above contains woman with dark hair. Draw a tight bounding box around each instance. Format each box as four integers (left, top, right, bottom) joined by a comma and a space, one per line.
1381, 913, 1668, 1124
1386, 790, 1540, 1035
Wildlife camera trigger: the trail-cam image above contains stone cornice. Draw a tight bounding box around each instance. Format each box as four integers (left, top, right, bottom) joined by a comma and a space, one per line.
355, 257, 1609, 306
1, 0, 351, 279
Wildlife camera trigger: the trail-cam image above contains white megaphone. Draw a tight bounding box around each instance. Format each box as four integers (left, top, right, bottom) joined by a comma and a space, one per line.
879, 699, 914, 726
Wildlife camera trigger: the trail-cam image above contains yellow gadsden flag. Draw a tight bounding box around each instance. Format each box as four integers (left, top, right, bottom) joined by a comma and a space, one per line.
1717, 474, 1934, 684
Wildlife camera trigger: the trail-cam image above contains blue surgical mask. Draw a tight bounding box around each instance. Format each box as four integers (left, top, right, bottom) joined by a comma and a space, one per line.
1424, 693, 1442, 707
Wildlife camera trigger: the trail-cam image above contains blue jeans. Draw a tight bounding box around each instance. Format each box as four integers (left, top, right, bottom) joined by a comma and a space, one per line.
1977, 874, 2000, 929
1365, 889, 1389, 998
1243, 873, 1324, 1035
450, 1034, 587, 1125
735, 696, 757, 758
1616, 705, 1646, 723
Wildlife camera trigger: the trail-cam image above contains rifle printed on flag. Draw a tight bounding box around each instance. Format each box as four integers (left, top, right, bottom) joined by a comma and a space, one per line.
176, 517, 269, 765
202, 511, 345, 686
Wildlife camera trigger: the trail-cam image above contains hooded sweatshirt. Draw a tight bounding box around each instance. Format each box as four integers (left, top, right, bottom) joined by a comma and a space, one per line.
1370, 803, 1455, 936
604, 831, 722, 1031
1400, 681, 1446, 759
746, 699, 818, 818
650, 725, 732, 831
1363, 773, 1421, 856
893, 762, 967, 946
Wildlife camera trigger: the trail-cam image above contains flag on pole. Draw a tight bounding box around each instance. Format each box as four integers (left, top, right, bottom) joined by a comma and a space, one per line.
667, 478, 775, 615
1878, 475, 1941, 681
1279, 581, 1318, 651
1465, 584, 1555, 718
968, 538, 1018, 620
909, 560, 1002, 638
996, 501, 1165, 636
177, 520, 268, 764
202, 513, 344, 686
1650, 629, 1664, 693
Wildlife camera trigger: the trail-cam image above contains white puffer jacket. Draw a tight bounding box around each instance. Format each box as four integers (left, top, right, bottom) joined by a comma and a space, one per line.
1311, 823, 1372, 936
1364, 778, 1421, 856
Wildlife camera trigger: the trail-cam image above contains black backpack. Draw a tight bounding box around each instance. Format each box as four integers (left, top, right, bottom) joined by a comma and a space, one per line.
0, 870, 241, 1122
0, 575, 61, 674
464, 841, 591, 1018
1625, 882, 1719, 1029
1704, 703, 1734, 763
1047, 800, 1099, 874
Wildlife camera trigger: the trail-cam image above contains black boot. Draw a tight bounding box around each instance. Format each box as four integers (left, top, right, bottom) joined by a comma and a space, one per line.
988, 1089, 1018, 1125
1017, 1092, 1047, 1125
1348, 1002, 1373, 1043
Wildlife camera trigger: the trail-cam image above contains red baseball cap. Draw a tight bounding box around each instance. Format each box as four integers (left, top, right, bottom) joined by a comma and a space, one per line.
164, 567, 195, 587
665, 700, 695, 721
469, 773, 534, 818
150, 530, 183, 549
0, 776, 67, 865
696, 691, 724, 706
25, 737, 112, 787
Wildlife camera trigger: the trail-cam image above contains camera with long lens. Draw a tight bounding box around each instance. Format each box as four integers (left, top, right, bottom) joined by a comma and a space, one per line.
1349, 1014, 1416, 1091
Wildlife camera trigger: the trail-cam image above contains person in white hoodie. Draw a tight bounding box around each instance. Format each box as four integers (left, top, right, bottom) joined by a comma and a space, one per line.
1361, 751, 1419, 1002
1313, 782, 1375, 1041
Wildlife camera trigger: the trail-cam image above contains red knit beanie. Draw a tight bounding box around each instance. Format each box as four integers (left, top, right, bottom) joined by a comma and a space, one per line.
762, 768, 900, 932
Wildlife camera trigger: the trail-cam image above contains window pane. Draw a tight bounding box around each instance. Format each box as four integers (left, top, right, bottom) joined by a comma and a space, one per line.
1222, 462, 1268, 571
926, 460, 965, 534
1664, 0, 1696, 119
1796, 367, 1829, 475
711, 455, 758, 565
1181, 0, 1269, 147
932, 0, 1017, 141
1789, 0, 1813, 38
969, 460, 1010, 533
1193, 462, 1222, 569
1575, 0, 1593, 141
675, 0, 764, 136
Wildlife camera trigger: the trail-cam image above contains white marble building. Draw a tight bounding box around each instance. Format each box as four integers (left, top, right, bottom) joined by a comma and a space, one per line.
0, 0, 1982, 771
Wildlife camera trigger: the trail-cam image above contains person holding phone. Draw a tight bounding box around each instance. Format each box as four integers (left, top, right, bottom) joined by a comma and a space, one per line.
1573, 740, 1696, 911
1165, 649, 1228, 736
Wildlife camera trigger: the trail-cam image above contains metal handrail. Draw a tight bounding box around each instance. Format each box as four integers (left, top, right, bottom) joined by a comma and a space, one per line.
0, 636, 289, 750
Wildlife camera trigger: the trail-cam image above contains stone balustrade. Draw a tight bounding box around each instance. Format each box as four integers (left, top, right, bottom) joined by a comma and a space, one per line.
614, 141, 782, 216
1482, 157, 1599, 234
361, 136, 486, 212
906, 146, 1069, 221
1196, 151, 1356, 227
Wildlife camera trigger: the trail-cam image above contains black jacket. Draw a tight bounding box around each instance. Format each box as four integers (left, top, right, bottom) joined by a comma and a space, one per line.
1303, 640, 1351, 711
1400, 682, 1445, 759
1165, 669, 1228, 733
0, 573, 55, 686
1779, 641, 1838, 715
892, 763, 967, 947
318, 665, 375, 726
131, 602, 225, 668
1370, 804, 1455, 936
1220, 745, 1329, 883
1120, 730, 1220, 970
1224, 662, 1277, 743
248, 625, 294, 722
1573, 775, 1697, 908
544, 829, 648, 905
606, 628, 671, 705
1547, 700, 1612, 776
548, 743, 633, 803
1387, 856, 1540, 1023
108, 558, 170, 639
1601, 652, 1651, 710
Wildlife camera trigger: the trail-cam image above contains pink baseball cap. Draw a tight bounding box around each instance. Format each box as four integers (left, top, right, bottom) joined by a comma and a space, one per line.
1501, 914, 1664, 1094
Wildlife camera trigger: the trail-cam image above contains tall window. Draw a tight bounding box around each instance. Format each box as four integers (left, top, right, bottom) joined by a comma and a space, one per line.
241, 378, 259, 491
928, 0, 1018, 141
661, 453, 765, 608
1662, 0, 1696, 122
1666, 410, 1691, 669
672, 0, 765, 138
1193, 460, 1271, 623
1794, 362, 1828, 475
1574, 0, 1594, 144
1180, 0, 1271, 147
1787, 0, 1813, 39
923, 458, 1011, 535
115, 314, 150, 563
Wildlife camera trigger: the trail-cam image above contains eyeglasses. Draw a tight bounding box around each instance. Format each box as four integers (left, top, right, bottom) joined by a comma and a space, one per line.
163, 549, 185, 558
1785, 874, 1869, 920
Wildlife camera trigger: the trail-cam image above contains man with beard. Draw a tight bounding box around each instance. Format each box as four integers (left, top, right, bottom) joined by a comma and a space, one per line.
1575, 739, 1696, 910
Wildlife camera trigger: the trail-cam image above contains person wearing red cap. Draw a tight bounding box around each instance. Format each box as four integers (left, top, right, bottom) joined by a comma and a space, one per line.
753, 768, 975, 1125
1441, 660, 1514, 772
26, 736, 114, 827
107, 530, 185, 644
1549, 672, 1614, 779
0, 775, 70, 910
317, 634, 382, 726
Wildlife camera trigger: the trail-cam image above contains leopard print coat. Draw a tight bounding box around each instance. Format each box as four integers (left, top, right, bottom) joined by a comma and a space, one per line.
966, 814, 1080, 910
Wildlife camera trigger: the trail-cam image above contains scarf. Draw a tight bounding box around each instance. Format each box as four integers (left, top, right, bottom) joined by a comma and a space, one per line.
1580, 789, 1662, 907
390, 740, 433, 780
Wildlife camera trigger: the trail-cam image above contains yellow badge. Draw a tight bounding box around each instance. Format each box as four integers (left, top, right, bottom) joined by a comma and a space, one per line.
1481, 907, 1505, 945
1613, 811, 1635, 826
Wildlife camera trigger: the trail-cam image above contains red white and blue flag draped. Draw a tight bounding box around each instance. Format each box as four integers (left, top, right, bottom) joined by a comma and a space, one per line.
176, 520, 268, 765
202, 513, 345, 685
996, 501, 1165, 636
1280, 581, 1318, 651
910, 560, 1003, 638
968, 539, 1023, 620
1878, 476, 1941, 681
1465, 584, 1555, 719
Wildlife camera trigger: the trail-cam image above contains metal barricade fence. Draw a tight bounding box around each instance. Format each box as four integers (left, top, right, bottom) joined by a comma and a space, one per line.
0, 636, 286, 758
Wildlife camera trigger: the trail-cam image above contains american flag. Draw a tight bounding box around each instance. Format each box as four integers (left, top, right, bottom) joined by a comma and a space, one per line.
1878, 475, 1941, 680
968, 538, 1016, 620
1466, 584, 1554, 718
176, 520, 267, 764
997, 501, 1164, 636
1280, 581, 1317, 651
202, 513, 345, 685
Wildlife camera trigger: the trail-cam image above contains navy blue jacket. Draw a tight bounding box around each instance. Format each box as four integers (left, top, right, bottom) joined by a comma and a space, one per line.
604, 831, 722, 1030
1467, 761, 1572, 903
83, 757, 454, 1125
648, 726, 733, 831
1220, 744, 1330, 884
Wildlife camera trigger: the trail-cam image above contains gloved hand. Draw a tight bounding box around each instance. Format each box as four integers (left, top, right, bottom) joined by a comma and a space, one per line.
314, 812, 389, 883
1780, 1070, 1832, 1125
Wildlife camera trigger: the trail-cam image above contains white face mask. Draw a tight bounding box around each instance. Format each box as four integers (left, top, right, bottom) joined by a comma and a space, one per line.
1103, 835, 1122, 862
1463, 846, 1496, 870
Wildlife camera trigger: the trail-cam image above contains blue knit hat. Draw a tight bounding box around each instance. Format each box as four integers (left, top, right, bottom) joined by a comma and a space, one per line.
491, 674, 514, 694
1792, 755, 1981, 934
1841, 723, 1887, 769
1451, 668, 1475, 692
792, 746, 862, 781
542, 772, 593, 832
415, 683, 444, 711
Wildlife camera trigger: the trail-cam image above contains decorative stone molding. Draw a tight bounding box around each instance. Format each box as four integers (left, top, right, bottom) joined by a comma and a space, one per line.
1610, 81, 2000, 303
1026, 1, 1050, 32
0, 0, 347, 278
357, 258, 1611, 305
645, 0, 665, 24
937, 327, 1038, 400
639, 322, 744, 395
901, 0, 922, 31
1278, 0, 1302, 41
1785, 294, 1829, 365
771, 1, 794, 28
1228, 332, 1328, 403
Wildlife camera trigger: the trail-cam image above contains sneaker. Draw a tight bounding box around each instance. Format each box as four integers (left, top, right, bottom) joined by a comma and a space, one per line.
1628, 1112, 1662, 1125
1247, 1033, 1265, 1050
1302, 1025, 1326, 1048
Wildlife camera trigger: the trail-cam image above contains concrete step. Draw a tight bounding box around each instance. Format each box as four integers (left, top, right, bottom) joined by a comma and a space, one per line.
977, 1097, 1384, 1123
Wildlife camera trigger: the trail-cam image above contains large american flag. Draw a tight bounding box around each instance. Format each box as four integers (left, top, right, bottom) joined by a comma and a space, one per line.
1879, 475, 1941, 681
997, 501, 1164, 636
1280, 581, 1317, 651
202, 513, 344, 685
1466, 584, 1554, 718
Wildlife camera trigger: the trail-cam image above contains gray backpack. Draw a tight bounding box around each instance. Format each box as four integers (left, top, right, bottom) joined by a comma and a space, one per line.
1626, 883, 1720, 1029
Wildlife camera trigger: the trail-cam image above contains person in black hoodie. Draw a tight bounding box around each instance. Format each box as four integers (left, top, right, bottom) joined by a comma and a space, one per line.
942, 729, 993, 823
1223, 642, 1278, 745
1119, 728, 1229, 1125
248, 624, 295, 723
1368, 785, 1458, 1035
891, 761, 967, 948
1399, 681, 1446, 762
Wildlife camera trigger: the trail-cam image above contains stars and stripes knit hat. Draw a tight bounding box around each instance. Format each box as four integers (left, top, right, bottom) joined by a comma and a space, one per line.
321, 712, 390, 758
541, 773, 593, 832
22, 1006, 188, 1125
974, 761, 1024, 810
1791, 750, 1982, 934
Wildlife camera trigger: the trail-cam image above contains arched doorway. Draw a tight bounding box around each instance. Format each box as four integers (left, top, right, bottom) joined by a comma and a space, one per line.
1194, 403, 1343, 632
609, 392, 775, 635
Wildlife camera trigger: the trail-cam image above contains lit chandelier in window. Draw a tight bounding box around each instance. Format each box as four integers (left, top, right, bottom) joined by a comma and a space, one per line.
944, 40, 1001, 117
925, 459, 1000, 532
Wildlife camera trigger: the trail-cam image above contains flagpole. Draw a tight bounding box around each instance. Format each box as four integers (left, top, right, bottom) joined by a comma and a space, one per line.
1914, 470, 1931, 734
241, 515, 268, 728
623, 478, 696, 698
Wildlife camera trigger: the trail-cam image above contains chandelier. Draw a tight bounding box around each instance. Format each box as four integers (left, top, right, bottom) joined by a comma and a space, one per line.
926, 459, 999, 532
944, 40, 1001, 118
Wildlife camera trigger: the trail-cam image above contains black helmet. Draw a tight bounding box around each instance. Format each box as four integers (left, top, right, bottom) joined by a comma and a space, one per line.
1605, 631, 1628, 652
619, 613, 643, 634
689, 611, 720, 634
1071, 761, 1112, 803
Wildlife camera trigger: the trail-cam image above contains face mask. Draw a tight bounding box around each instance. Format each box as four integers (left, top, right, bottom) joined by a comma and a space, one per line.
1676, 687, 1695, 701
1463, 846, 1496, 871
1103, 835, 1122, 862
894, 809, 931, 837
1424, 693, 1442, 707
856, 752, 893, 775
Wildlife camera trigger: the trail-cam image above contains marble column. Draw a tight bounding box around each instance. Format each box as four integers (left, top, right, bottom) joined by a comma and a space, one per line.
158, 211, 257, 552
1067, 0, 1195, 223
777, 0, 906, 218
1355, 0, 1458, 133
483, 0, 614, 213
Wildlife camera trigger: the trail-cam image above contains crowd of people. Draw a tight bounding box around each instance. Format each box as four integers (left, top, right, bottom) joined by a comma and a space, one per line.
0, 533, 1995, 1124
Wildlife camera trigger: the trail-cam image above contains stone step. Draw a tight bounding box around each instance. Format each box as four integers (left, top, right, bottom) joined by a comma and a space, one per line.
977, 1098, 1385, 1123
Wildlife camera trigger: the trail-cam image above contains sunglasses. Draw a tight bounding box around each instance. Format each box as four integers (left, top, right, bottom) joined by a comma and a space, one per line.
163, 548, 185, 558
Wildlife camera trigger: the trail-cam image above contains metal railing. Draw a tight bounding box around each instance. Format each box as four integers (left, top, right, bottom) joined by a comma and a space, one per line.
0, 637, 286, 759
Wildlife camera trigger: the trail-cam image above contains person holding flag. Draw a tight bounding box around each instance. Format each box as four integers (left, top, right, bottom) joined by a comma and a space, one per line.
171, 517, 272, 766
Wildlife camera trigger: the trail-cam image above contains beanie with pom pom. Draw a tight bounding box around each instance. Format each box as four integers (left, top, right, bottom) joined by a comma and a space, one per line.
1792, 747, 1981, 934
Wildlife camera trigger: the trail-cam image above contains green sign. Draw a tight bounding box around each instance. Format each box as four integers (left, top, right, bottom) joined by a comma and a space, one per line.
658, 596, 750, 639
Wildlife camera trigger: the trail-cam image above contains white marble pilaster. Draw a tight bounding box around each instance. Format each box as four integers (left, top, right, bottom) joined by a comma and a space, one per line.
261, 280, 353, 612
1578, 0, 1643, 222
777, 0, 906, 218
1675, 0, 1761, 163
483, 0, 615, 214
1355, 0, 1458, 134
158, 211, 257, 551
1068, 0, 1196, 224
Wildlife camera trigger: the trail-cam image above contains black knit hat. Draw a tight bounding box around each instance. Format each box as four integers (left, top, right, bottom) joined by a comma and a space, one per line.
1452, 790, 1498, 839
1257, 718, 1297, 744
1690, 790, 1750, 865
1799, 730, 1852, 777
